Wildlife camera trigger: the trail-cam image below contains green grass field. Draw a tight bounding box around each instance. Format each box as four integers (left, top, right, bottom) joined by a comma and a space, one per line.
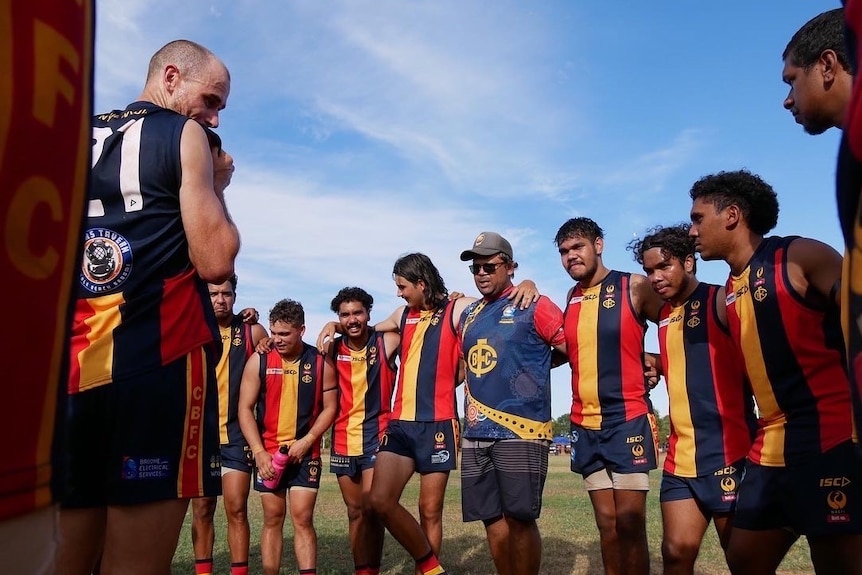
171, 455, 812, 574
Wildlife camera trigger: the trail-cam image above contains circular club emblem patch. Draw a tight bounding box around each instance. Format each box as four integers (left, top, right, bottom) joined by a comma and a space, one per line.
80, 228, 133, 293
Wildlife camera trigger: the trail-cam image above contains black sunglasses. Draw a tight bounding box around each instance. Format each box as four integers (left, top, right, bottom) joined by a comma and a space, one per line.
468, 262, 504, 275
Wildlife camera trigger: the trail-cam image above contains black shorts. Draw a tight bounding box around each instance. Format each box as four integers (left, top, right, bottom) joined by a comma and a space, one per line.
660, 459, 745, 515
253, 456, 322, 493
734, 441, 862, 535
330, 453, 377, 477
220, 442, 253, 474
570, 413, 658, 476
461, 439, 549, 522
61, 346, 221, 507
378, 420, 459, 473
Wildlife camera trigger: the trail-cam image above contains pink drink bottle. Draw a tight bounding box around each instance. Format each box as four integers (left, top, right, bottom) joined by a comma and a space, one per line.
263, 445, 290, 489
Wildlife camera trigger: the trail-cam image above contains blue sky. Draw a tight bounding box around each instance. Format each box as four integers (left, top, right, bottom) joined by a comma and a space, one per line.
94, 0, 843, 418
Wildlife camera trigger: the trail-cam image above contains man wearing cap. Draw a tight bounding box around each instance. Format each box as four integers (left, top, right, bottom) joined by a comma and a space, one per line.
458, 232, 567, 575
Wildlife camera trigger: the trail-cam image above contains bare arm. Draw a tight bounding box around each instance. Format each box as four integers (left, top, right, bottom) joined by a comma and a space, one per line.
238, 354, 273, 477
715, 286, 729, 329
382, 331, 401, 362
630, 272, 664, 324
787, 238, 843, 305
287, 357, 338, 462
374, 305, 407, 333
250, 323, 269, 346
179, 120, 240, 283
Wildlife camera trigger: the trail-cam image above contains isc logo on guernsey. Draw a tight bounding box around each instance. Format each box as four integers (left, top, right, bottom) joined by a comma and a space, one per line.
820, 477, 851, 488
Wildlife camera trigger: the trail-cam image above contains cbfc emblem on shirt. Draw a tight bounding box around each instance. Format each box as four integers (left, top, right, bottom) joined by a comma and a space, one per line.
430, 307, 444, 326
233, 327, 243, 347
301, 362, 313, 384
687, 299, 701, 328
602, 283, 616, 309
468, 338, 497, 378
753, 267, 768, 302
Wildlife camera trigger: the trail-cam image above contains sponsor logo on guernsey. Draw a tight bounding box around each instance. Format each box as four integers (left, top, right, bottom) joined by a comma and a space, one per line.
499, 305, 516, 324
659, 317, 671, 328
265, 368, 284, 375
337, 354, 352, 362
827, 490, 850, 523
80, 227, 134, 293
406, 317, 421, 325
121, 456, 171, 480
820, 477, 852, 487
720, 476, 738, 502
431, 450, 450, 464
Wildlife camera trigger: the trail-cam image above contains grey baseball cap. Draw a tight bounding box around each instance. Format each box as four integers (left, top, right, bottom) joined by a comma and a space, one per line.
459, 231, 513, 261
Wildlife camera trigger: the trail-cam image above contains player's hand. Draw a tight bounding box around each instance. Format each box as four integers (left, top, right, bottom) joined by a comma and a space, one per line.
643, 352, 660, 389
509, 280, 540, 309
316, 321, 339, 353
254, 450, 275, 480
239, 307, 260, 324
255, 336, 274, 354
287, 437, 310, 464
449, 291, 466, 300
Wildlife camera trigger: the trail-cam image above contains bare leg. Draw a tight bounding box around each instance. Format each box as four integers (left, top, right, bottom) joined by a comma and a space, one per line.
259, 492, 287, 575
507, 516, 542, 575
191, 497, 217, 562
482, 516, 511, 575
808, 533, 862, 575
726, 527, 798, 575
287, 488, 319, 571
100, 499, 189, 575
369, 451, 433, 560
417, 471, 449, 557
222, 471, 252, 564
338, 473, 365, 567
660, 499, 710, 575
613, 489, 649, 575
57, 507, 106, 575
588, 489, 620, 575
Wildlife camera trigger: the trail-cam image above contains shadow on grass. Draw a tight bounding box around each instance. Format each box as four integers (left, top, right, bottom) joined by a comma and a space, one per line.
172, 532, 625, 574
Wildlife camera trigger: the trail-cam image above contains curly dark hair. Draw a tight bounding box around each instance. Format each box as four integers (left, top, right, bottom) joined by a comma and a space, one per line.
554, 217, 604, 246
269, 298, 304, 326
330, 286, 374, 314
628, 224, 697, 273
392, 253, 448, 308
689, 169, 779, 235
783, 8, 850, 72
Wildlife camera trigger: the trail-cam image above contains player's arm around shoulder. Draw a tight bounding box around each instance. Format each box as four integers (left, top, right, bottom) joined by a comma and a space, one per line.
451, 296, 478, 327
532, 295, 568, 361
786, 237, 843, 306
179, 119, 240, 283
250, 323, 269, 346
630, 272, 663, 324
382, 331, 401, 363
373, 305, 408, 334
